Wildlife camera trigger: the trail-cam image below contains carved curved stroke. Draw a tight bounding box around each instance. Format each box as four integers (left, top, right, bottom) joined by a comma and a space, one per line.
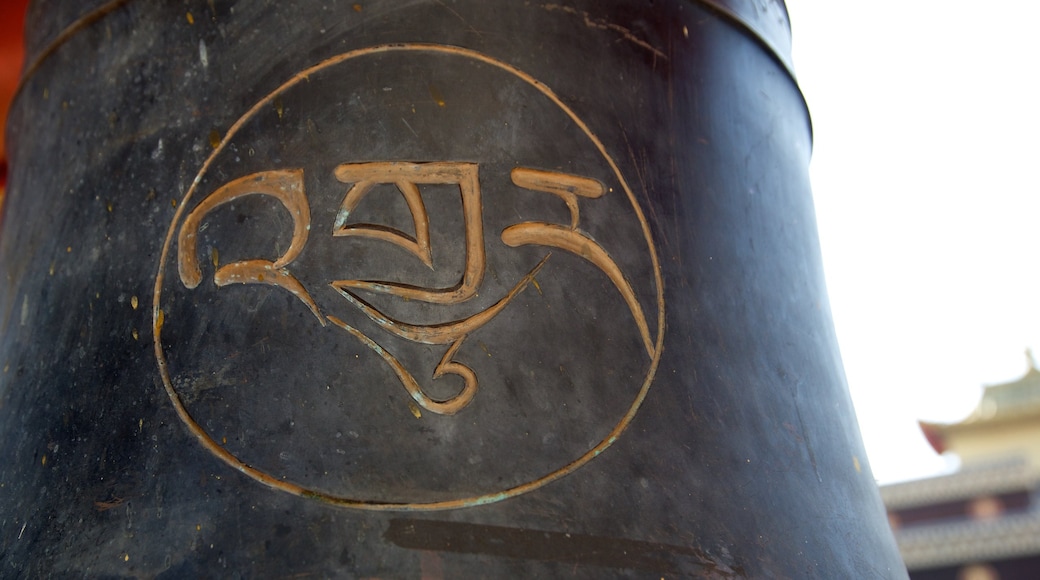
330, 254, 550, 345
327, 316, 477, 415
510, 167, 605, 230
333, 161, 485, 304
333, 178, 433, 268
153, 43, 666, 512
177, 169, 324, 325
326, 255, 550, 415
501, 223, 653, 358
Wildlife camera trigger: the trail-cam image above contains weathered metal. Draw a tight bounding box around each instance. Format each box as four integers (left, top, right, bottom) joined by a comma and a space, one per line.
0, 1, 905, 576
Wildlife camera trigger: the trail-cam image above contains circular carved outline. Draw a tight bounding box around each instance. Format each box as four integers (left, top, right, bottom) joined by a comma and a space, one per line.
152, 43, 665, 511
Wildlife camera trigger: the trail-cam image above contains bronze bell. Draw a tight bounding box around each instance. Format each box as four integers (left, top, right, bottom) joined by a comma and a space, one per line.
0, 1, 904, 576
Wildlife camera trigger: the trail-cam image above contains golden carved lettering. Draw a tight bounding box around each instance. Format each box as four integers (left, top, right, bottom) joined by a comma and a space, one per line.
176, 162, 651, 414
332, 255, 549, 346
327, 315, 478, 416
332, 162, 484, 304
510, 167, 604, 229
329, 255, 549, 415
327, 162, 556, 414
154, 44, 665, 510
177, 169, 324, 325
506, 169, 654, 358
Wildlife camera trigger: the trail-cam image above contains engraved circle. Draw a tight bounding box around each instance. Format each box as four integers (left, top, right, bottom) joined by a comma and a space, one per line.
152, 44, 665, 510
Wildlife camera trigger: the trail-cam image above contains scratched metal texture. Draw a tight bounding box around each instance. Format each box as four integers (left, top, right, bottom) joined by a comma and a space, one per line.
0, 0, 906, 577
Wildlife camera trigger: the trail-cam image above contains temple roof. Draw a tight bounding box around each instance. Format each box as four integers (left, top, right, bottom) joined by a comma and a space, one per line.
895, 509, 1040, 570
880, 458, 1037, 510
884, 353, 1040, 571
920, 351, 1040, 455
880, 458, 1040, 570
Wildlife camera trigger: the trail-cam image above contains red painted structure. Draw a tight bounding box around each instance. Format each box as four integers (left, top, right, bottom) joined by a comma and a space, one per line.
0, 0, 30, 192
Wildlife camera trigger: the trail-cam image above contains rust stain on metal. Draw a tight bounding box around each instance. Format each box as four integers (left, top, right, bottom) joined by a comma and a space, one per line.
429, 83, 446, 107
94, 496, 125, 511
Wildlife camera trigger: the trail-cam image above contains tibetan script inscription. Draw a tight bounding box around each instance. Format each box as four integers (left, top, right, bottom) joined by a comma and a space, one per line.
153, 44, 663, 510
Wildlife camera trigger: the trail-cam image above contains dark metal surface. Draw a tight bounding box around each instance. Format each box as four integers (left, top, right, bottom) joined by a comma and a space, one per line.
697, 0, 796, 77
0, 0, 905, 577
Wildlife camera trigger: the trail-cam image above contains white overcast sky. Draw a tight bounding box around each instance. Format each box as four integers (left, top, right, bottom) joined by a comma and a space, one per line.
783, 1, 1040, 484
